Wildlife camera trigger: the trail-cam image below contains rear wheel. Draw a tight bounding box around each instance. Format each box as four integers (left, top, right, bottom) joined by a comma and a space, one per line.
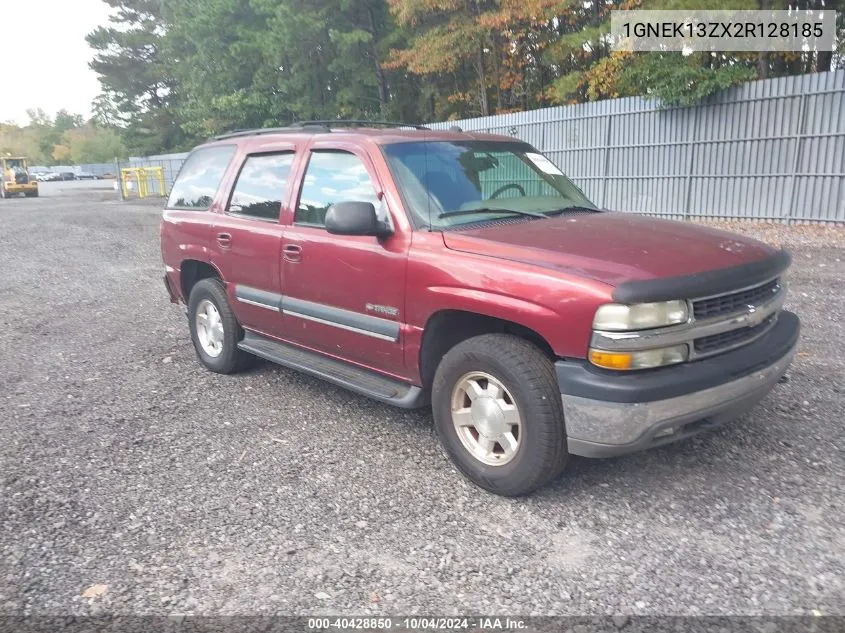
431, 334, 569, 497
187, 278, 252, 374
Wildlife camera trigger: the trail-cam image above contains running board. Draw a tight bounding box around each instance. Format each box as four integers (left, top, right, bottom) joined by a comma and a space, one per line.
238, 331, 428, 409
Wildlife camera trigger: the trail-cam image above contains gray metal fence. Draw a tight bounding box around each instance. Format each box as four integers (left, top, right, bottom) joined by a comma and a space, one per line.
430, 70, 845, 223
102, 71, 843, 221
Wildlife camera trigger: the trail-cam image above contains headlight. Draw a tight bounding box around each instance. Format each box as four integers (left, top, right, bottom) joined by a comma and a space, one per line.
589, 344, 688, 370
593, 300, 689, 331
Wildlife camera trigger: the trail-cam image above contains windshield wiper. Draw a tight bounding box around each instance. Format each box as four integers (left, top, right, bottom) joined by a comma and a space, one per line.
438, 207, 547, 220
544, 205, 601, 216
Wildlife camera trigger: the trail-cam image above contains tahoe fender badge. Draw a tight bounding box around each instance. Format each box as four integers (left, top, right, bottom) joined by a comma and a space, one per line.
366, 303, 399, 317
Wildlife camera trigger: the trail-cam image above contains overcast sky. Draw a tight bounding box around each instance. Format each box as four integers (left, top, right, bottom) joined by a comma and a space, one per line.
2, 0, 113, 125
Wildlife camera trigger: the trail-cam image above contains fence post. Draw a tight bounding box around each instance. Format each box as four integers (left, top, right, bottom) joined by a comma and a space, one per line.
600, 114, 613, 208
540, 114, 547, 152
115, 158, 124, 201
785, 93, 807, 225
682, 106, 700, 220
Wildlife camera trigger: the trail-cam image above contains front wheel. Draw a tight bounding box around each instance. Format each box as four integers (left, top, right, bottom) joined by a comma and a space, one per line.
432, 334, 569, 497
187, 278, 252, 374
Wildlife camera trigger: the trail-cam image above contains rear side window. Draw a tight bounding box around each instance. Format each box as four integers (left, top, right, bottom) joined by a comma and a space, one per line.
167, 145, 235, 210
227, 152, 294, 221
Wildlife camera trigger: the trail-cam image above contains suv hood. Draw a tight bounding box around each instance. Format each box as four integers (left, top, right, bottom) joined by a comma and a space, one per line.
442, 212, 778, 289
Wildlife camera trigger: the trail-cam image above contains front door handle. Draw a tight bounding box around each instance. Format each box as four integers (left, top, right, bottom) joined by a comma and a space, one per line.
283, 244, 302, 263
216, 232, 233, 248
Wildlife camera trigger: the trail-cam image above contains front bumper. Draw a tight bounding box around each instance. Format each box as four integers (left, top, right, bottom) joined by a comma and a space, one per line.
3, 182, 38, 193
558, 310, 800, 457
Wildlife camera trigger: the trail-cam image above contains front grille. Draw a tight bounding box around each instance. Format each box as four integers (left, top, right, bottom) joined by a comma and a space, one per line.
692, 278, 780, 319
694, 314, 776, 354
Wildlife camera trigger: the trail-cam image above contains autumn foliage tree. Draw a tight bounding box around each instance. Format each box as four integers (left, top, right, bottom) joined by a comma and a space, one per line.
85, 0, 843, 154
386, 0, 572, 117
0, 111, 127, 165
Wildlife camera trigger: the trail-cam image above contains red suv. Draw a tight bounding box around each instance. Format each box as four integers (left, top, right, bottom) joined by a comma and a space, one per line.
160, 122, 799, 496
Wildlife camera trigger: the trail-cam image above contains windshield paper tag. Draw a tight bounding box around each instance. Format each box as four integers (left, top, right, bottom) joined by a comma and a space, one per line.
526, 153, 564, 176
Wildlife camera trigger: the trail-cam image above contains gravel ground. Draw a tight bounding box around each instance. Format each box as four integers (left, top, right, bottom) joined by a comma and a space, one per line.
1, 194, 843, 619
24, 180, 117, 198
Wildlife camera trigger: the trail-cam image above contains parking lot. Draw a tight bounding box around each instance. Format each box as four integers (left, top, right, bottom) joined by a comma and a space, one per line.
1, 190, 843, 617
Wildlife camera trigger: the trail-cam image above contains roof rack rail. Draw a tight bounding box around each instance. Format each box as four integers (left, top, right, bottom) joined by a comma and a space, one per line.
211, 120, 429, 141
211, 125, 329, 141
292, 120, 430, 130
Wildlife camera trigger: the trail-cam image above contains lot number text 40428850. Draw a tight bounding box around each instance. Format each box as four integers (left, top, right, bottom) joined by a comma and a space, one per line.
307, 616, 528, 630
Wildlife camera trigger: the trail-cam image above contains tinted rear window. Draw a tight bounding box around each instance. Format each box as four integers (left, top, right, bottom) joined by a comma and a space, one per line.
167, 145, 236, 210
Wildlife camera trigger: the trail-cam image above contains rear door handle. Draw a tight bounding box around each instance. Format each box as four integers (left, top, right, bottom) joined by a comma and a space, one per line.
216, 232, 232, 248
283, 244, 302, 263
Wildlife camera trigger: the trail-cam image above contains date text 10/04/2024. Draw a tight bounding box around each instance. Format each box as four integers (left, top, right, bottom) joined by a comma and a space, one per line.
307, 617, 528, 630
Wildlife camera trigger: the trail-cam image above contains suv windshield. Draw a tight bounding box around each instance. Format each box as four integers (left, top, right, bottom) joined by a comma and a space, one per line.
382, 140, 597, 228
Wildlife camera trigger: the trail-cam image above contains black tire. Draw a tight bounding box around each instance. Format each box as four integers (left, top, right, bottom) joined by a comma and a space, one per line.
432, 334, 569, 497
187, 278, 252, 374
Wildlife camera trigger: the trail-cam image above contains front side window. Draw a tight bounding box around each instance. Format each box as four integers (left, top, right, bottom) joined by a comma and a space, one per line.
227, 152, 294, 221
167, 145, 235, 210
296, 151, 380, 227
382, 141, 596, 228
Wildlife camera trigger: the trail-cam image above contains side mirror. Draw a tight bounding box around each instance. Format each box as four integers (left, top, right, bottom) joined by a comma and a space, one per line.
324, 201, 392, 237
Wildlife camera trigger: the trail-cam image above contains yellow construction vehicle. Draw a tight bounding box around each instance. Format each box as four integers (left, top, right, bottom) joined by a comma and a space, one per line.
1, 156, 39, 198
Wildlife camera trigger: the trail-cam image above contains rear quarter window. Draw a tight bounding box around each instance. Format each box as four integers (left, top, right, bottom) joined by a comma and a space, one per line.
166, 145, 236, 210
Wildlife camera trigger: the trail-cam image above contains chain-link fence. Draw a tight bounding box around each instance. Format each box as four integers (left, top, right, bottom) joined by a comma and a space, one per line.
113, 154, 188, 199
122, 154, 189, 192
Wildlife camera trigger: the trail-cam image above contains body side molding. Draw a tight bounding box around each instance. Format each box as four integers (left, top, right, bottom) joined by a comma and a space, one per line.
234, 285, 400, 342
